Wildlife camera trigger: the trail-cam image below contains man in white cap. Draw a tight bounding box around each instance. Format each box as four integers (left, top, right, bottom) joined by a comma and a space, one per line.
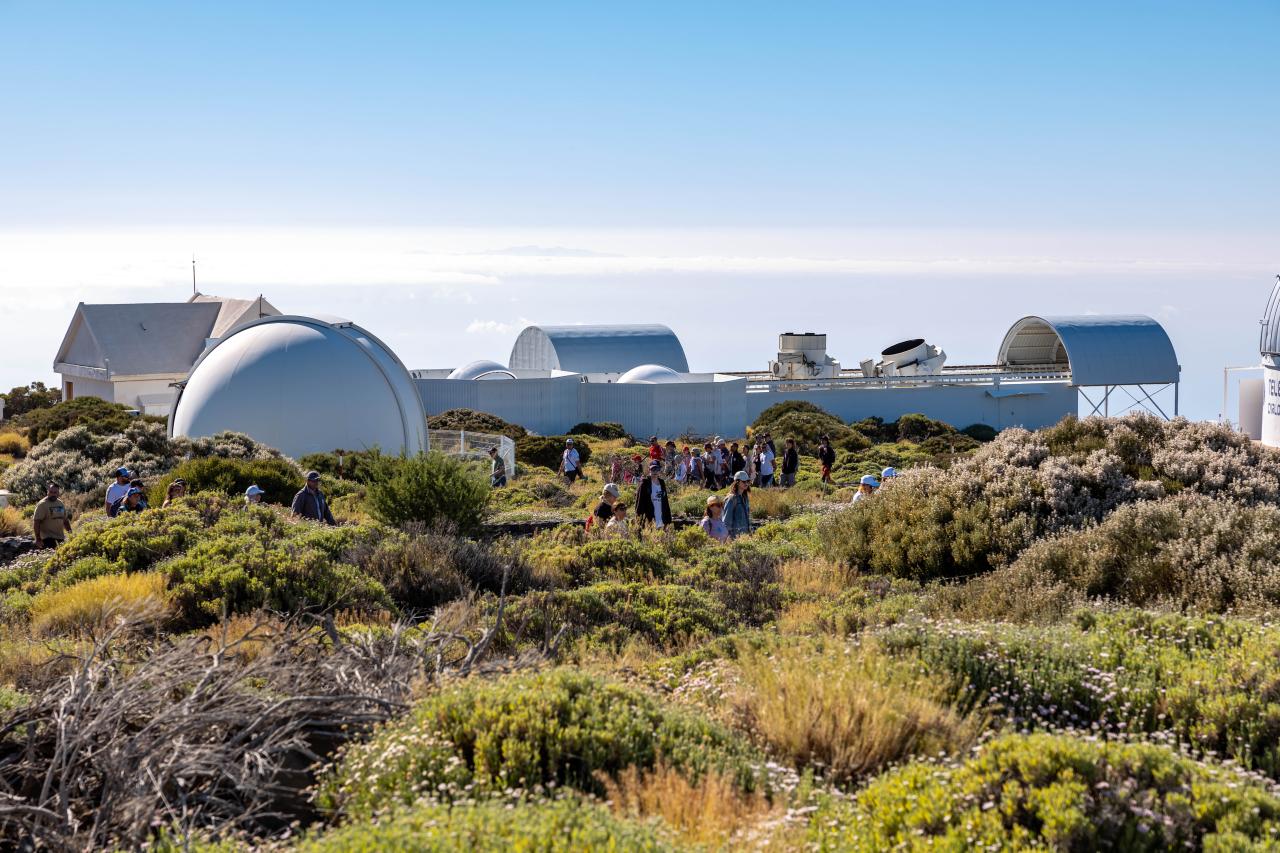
852, 474, 879, 503
558, 438, 581, 484
245, 484, 266, 506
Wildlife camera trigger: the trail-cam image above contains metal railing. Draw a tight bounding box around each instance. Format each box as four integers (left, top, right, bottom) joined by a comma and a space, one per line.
727, 363, 1073, 393
428, 430, 517, 481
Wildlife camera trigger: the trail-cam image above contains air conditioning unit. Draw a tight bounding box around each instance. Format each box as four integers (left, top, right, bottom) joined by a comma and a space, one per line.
768, 332, 841, 380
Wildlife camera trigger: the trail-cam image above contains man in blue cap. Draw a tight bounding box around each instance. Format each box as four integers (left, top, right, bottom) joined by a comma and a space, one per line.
104, 467, 132, 513
108, 487, 146, 518
291, 471, 336, 525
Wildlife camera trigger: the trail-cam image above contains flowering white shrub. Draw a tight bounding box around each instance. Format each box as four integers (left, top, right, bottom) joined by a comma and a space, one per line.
1, 421, 281, 505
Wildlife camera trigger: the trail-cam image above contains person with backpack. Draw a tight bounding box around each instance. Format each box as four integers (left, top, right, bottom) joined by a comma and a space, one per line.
817, 435, 837, 484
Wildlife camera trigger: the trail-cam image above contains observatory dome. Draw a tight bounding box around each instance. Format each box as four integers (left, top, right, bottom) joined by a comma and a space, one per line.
509, 324, 689, 374
617, 364, 686, 384
447, 360, 515, 380
170, 315, 428, 459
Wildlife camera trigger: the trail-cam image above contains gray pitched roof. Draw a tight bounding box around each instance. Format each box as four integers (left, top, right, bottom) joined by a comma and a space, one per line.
55, 302, 222, 376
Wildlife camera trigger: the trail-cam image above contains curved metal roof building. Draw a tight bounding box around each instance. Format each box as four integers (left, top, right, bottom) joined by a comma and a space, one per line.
170, 315, 428, 459
509, 324, 689, 373
997, 315, 1179, 387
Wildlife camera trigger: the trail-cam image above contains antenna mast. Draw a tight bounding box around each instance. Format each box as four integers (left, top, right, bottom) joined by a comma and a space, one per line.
192, 255, 197, 297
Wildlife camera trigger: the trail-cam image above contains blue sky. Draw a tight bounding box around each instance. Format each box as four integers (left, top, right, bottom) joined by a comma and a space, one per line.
0, 2, 1277, 419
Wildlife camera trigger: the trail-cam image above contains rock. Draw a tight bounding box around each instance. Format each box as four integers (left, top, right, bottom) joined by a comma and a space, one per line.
0, 536, 38, 565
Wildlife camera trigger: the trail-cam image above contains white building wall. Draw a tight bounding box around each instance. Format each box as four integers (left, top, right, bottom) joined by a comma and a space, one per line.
415, 375, 582, 436
741, 381, 1077, 431
61, 375, 114, 403
112, 378, 181, 413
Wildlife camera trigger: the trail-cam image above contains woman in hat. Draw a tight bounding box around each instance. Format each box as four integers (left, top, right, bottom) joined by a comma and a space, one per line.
852, 474, 879, 503
590, 482, 621, 530
635, 459, 672, 529
699, 494, 730, 543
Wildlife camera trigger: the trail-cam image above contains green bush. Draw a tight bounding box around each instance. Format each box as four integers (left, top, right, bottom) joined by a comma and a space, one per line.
751, 400, 855, 452
504, 582, 728, 650
810, 732, 1280, 850
515, 435, 593, 471
961, 422, 999, 442
299, 796, 674, 852
877, 610, 1280, 780
162, 508, 391, 627
364, 453, 491, 534
316, 668, 764, 818
1, 381, 61, 420
153, 456, 302, 506
296, 448, 385, 485
568, 421, 629, 440
13, 396, 161, 445
427, 408, 527, 440
894, 412, 956, 443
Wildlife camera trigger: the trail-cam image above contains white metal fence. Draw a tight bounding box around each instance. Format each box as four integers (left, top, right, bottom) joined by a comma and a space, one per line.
428, 429, 517, 482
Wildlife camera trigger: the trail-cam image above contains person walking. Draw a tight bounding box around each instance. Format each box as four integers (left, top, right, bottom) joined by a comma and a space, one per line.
32, 482, 72, 549
591, 483, 621, 530
488, 446, 507, 488
729, 442, 746, 477
699, 494, 730, 543
104, 468, 132, 513
723, 471, 752, 539
129, 478, 150, 510
817, 435, 836, 484
245, 484, 266, 505
291, 471, 337, 525
852, 474, 879, 504
635, 460, 672, 530
780, 438, 799, 488
558, 438, 582, 484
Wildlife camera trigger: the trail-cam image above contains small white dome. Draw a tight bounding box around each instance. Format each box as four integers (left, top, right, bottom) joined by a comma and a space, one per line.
170, 315, 428, 458
617, 364, 685, 384
447, 360, 515, 381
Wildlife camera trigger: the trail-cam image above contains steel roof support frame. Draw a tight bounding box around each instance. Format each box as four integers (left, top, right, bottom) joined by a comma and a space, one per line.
1077, 382, 1177, 420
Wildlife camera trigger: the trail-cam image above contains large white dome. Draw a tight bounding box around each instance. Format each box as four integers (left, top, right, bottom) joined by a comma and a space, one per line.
447, 360, 515, 380
170, 316, 428, 458
617, 364, 685, 384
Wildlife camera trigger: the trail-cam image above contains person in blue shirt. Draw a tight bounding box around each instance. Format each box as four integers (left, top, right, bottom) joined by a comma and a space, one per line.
291, 471, 336, 525
723, 471, 752, 539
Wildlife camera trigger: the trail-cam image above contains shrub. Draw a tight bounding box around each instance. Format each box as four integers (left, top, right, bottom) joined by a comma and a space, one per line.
0, 432, 30, 458
299, 796, 674, 852
602, 763, 773, 849
427, 408, 527, 440
2, 422, 281, 505
153, 456, 302, 507
810, 732, 1280, 850
29, 572, 168, 636
731, 642, 980, 782
515, 435, 593, 471
878, 610, 1280, 780
13, 396, 158, 445
568, 421, 629, 440
750, 400, 854, 452
316, 668, 764, 818
0, 506, 25, 537
961, 422, 999, 442
1003, 492, 1280, 612
504, 583, 728, 650
364, 453, 490, 534
894, 412, 956, 443
162, 512, 391, 628
296, 448, 385, 485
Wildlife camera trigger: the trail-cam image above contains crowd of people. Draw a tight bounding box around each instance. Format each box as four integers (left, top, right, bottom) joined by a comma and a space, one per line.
29, 467, 341, 551
580, 432, 897, 541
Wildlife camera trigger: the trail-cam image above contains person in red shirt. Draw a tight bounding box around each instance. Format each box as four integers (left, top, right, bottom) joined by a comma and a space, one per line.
648, 436, 663, 461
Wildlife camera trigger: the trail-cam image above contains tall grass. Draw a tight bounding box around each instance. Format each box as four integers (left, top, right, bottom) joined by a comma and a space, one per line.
600, 763, 775, 848
0, 506, 25, 537
29, 572, 169, 636
731, 642, 981, 782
